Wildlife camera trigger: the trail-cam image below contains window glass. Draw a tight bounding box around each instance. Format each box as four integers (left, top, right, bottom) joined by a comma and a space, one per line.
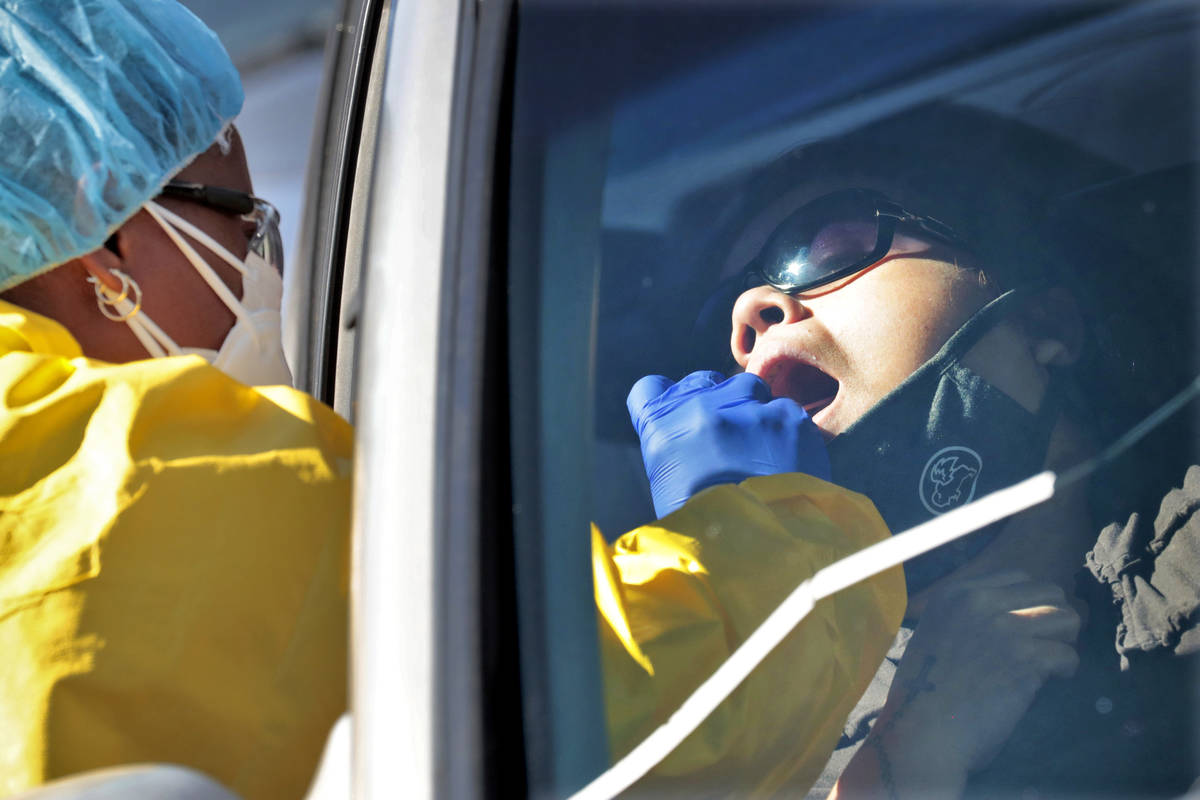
508, 2, 1199, 796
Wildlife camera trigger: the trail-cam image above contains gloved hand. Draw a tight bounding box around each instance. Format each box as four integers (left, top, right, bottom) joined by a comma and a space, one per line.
627, 370, 830, 518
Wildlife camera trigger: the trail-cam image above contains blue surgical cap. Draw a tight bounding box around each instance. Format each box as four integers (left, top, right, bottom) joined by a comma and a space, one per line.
0, 0, 244, 291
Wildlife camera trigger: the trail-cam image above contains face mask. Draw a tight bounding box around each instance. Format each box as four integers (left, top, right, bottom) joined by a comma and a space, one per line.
826, 290, 1061, 595
99, 201, 293, 387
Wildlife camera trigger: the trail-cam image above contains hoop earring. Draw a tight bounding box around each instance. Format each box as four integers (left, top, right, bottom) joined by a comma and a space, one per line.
87, 269, 143, 321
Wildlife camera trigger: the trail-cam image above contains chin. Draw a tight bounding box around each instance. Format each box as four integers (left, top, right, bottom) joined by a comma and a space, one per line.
809, 401, 842, 441
813, 394, 871, 441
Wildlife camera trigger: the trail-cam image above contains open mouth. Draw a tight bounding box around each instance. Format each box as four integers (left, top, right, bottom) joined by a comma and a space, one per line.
762, 359, 840, 416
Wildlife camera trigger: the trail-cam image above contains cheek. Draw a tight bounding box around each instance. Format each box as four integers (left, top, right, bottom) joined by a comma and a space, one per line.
124, 236, 239, 352
823, 269, 988, 390
824, 291, 931, 388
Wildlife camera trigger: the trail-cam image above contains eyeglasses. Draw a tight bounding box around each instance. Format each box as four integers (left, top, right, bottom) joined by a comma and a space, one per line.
160, 181, 283, 273
746, 188, 969, 295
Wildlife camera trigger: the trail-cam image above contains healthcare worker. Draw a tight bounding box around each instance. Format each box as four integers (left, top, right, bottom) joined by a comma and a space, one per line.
0, 2, 904, 798
0, 2, 349, 798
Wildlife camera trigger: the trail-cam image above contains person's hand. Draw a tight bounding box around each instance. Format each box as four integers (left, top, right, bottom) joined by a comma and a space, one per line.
627, 370, 829, 518
838, 570, 1080, 799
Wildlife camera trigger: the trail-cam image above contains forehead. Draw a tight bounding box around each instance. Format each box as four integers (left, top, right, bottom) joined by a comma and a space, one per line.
172, 129, 253, 193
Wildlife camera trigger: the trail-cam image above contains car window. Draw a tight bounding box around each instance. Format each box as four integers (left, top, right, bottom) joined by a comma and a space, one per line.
506, 1, 1199, 796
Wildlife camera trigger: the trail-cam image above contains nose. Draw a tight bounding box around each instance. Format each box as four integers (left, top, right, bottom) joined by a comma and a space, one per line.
730, 285, 810, 367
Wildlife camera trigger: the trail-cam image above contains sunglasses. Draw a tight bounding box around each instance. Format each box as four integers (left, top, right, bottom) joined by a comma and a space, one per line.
746, 188, 969, 295
159, 180, 284, 273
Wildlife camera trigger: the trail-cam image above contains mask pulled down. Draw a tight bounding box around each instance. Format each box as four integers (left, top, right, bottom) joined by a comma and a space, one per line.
826, 290, 1062, 595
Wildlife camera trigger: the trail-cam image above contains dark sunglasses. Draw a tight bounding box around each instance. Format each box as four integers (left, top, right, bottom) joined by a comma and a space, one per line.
746, 188, 970, 295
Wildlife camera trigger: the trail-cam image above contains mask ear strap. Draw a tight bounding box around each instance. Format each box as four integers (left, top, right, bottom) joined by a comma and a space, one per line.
146, 201, 247, 276
87, 269, 185, 359
1034, 368, 1066, 437
144, 201, 262, 348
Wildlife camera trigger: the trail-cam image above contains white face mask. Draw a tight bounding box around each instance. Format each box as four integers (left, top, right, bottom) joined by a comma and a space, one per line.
100, 201, 293, 387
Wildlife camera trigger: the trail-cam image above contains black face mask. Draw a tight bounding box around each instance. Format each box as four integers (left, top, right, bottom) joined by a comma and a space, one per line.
827, 290, 1062, 595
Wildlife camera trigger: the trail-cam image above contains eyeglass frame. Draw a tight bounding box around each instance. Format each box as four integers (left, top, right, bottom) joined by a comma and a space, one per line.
159, 180, 283, 272
746, 188, 972, 296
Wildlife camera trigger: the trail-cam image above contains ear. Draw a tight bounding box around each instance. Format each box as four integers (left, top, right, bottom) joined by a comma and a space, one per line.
1019, 287, 1085, 367
77, 246, 125, 293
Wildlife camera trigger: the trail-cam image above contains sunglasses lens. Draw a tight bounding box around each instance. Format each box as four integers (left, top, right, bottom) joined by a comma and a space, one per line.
756, 192, 886, 292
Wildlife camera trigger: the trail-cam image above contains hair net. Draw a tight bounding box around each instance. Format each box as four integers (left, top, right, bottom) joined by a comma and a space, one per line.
0, 0, 243, 291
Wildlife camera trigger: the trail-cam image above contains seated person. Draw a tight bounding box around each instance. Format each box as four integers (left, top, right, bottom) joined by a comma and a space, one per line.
626, 103, 1199, 798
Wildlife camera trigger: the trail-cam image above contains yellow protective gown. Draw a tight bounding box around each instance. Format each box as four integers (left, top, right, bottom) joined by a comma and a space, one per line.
0, 300, 901, 800
0, 301, 351, 800
595, 473, 905, 797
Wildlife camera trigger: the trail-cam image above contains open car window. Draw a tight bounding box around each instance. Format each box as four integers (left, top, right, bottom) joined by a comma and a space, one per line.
504, 1, 1199, 796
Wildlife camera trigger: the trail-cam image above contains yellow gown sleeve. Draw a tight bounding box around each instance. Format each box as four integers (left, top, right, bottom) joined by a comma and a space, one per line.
594, 473, 905, 797
0, 302, 351, 800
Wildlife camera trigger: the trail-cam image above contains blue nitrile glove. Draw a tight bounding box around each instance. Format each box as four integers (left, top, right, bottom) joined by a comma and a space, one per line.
627, 370, 831, 518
